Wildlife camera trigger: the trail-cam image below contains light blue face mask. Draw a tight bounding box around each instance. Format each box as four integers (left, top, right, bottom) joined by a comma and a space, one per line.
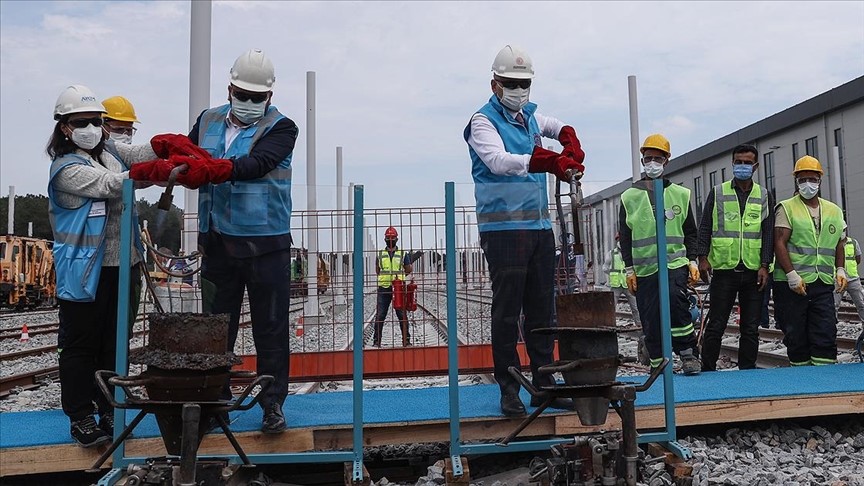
230, 95, 267, 125
733, 163, 754, 180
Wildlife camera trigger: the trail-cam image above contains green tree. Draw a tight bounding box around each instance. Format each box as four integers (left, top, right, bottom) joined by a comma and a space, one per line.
136, 198, 183, 254
0, 194, 52, 239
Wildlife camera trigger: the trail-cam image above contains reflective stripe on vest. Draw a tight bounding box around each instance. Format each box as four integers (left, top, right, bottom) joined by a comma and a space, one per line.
378, 249, 405, 287
609, 249, 626, 288
773, 196, 844, 284
197, 104, 293, 236
708, 181, 766, 270
621, 183, 691, 277
464, 95, 551, 232
48, 154, 107, 302
844, 239, 859, 278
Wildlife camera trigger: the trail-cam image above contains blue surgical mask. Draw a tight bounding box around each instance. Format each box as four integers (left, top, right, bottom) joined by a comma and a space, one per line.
733, 164, 753, 180
230, 95, 266, 125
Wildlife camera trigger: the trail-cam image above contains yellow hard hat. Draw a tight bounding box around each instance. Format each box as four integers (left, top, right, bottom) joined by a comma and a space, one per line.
101, 96, 139, 123
640, 134, 670, 156
793, 155, 823, 175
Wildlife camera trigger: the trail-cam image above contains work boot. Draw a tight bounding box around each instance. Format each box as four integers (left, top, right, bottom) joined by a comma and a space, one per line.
71, 415, 110, 448
680, 348, 702, 376
530, 396, 575, 410
500, 393, 527, 417
98, 413, 114, 436
637, 336, 651, 366
261, 403, 286, 434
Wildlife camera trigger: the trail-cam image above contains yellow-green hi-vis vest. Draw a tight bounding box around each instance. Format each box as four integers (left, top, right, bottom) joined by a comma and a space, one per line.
609, 248, 626, 288
377, 249, 405, 288
844, 238, 859, 279
708, 181, 767, 270
773, 196, 844, 285
621, 182, 691, 278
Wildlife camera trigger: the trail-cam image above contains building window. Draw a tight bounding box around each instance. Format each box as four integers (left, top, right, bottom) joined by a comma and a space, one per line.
805, 137, 818, 159
835, 128, 846, 215
709, 171, 717, 188
792, 143, 799, 167
721, 167, 727, 181
694, 176, 703, 222
764, 152, 776, 202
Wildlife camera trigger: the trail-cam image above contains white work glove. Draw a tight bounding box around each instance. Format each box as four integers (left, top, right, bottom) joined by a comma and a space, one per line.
835, 267, 849, 294
786, 270, 807, 296
625, 266, 637, 294
688, 260, 700, 286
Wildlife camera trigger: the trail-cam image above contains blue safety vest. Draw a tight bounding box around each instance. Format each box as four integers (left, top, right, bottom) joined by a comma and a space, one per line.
197, 105, 293, 236
463, 95, 550, 233
48, 147, 143, 302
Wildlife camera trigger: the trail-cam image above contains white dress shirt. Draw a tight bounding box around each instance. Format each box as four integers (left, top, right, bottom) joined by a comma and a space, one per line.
467, 106, 567, 176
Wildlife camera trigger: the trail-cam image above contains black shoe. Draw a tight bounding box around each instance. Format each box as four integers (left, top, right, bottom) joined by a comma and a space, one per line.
261, 403, 286, 434
98, 413, 114, 436
71, 415, 110, 448
530, 396, 575, 410
500, 394, 527, 417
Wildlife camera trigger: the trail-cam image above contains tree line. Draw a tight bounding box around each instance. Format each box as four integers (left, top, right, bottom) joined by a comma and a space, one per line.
0, 195, 183, 253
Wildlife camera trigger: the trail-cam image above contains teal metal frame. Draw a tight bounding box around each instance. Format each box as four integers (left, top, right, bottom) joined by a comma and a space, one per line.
443, 179, 690, 475
100, 180, 368, 484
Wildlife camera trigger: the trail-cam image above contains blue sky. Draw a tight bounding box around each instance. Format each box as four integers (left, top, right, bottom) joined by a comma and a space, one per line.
1, 0, 863, 212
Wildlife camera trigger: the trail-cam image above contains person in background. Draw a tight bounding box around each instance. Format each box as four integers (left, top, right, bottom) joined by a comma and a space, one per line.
603, 232, 648, 364
773, 156, 847, 366
835, 232, 864, 322
150, 49, 298, 434
464, 45, 584, 416
697, 144, 774, 371
619, 134, 702, 375
47, 85, 184, 447
372, 226, 413, 347
102, 96, 140, 144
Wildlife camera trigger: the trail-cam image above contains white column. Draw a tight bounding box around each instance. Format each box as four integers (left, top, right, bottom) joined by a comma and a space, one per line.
6, 186, 14, 235
335, 147, 345, 305
305, 71, 320, 316
831, 146, 844, 210
628, 75, 641, 183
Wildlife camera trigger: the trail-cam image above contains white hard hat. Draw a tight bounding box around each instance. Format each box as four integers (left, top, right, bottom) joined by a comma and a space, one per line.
491, 45, 534, 79
54, 85, 106, 120
229, 49, 275, 93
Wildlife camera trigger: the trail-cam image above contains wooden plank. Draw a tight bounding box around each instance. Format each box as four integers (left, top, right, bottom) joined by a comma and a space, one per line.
2, 393, 861, 477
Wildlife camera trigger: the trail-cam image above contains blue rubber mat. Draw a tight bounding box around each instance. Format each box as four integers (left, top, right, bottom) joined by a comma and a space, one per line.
1, 364, 862, 449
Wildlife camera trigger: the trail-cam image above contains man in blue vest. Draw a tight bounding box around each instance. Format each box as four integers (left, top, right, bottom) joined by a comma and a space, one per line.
464, 45, 585, 416
154, 49, 298, 433
697, 144, 774, 371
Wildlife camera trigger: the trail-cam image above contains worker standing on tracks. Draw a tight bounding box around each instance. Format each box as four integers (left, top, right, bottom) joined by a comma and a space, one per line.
48, 85, 186, 447
372, 227, 413, 347
464, 45, 584, 416
151, 49, 299, 433
619, 134, 702, 375
697, 144, 774, 371
835, 232, 864, 322
101, 95, 140, 144
774, 156, 847, 366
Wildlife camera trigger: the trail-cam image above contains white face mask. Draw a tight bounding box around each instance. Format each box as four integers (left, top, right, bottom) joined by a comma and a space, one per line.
109, 132, 133, 145
499, 86, 530, 111
230, 95, 267, 125
798, 181, 820, 199
644, 161, 664, 179
70, 124, 103, 150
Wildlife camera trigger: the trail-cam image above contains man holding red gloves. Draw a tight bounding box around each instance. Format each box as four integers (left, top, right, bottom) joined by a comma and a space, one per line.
463, 45, 584, 417
150, 49, 298, 434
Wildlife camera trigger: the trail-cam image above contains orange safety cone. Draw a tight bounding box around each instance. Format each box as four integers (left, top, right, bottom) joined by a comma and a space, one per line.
20, 324, 30, 342
296, 316, 305, 337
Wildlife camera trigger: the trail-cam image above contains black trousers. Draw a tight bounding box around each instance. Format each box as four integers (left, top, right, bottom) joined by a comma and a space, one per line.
59, 266, 140, 421
201, 247, 292, 409
700, 269, 763, 370
373, 286, 409, 344
635, 266, 698, 363
480, 229, 556, 396
774, 281, 837, 364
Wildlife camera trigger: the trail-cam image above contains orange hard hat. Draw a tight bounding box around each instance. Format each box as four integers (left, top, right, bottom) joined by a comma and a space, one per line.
385, 227, 398, 238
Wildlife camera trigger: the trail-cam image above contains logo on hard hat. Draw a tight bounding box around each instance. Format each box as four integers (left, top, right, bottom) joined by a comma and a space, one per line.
81, 96, 96, 102
515, 57, 524, 65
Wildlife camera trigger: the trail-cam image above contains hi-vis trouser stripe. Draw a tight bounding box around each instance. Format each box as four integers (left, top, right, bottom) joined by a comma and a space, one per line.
810, 356, 837, 366
650, 357, 664, 368
671, 322, 694, 337
790, 359, 812, 366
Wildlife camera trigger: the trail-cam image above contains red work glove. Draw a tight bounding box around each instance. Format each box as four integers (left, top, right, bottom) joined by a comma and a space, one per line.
558, 126, 585, 166
150, 134, 212, 160
528, 146, 585, 181
171, 155, 234, 189
129, 159, 181, 182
